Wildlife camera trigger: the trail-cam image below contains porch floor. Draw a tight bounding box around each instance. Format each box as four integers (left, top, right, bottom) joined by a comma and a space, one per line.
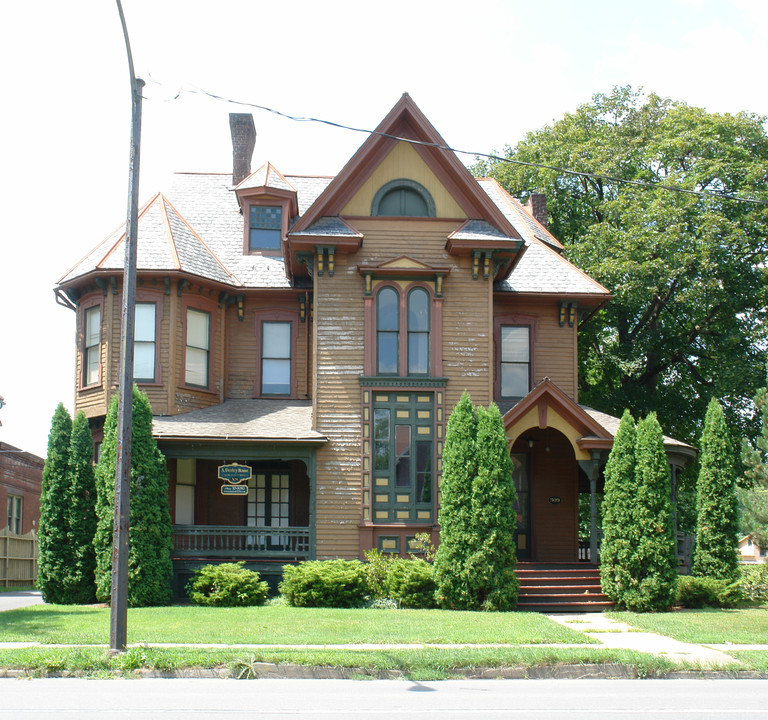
515, 562, 614, 613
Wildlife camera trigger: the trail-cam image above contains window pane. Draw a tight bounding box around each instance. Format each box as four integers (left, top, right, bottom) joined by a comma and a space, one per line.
501, 326, 529, 362
262, 358, 290, 394
395, 425, 411, 487
501, 363, 529, 397
86, 347, 100, 385
415, 441, 432, 503
135, 303, 155, 342
408, 289, 429, 331
185, 346, 208, 387
134, 342, 155, 381
249, 228, 281, 250
250, 206, 281, 229
377, 332, 398, 374
377, 288, 399, 331
408, 333, 429, 375
263, 322, 291, 358
249, 206, 282, 250
186, 309, 209, 349
85, 307, 100, 347
374, 408, 390, 471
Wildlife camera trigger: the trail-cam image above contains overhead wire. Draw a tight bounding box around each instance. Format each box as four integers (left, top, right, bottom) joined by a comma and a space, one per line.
143, 79, 768, 207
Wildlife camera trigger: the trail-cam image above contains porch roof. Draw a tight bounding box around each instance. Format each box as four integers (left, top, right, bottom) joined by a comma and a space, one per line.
152, 399, 326, 443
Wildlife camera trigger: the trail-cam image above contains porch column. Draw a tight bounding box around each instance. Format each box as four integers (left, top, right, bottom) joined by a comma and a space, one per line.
589, 450, 601, 565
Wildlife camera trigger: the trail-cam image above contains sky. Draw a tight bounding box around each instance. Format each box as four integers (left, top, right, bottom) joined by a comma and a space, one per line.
1, 0, 766, 458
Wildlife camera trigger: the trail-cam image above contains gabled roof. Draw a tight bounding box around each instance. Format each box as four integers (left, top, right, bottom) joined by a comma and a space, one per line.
58, 193, 239, 287
292, 93, 521, 241
235, 162, 297, 193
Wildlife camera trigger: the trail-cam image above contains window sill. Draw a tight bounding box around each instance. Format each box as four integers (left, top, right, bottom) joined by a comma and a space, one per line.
178, 384, 219, 396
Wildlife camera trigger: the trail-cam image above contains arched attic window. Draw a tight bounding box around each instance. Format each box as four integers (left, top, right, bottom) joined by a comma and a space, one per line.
371, 179, 436, 217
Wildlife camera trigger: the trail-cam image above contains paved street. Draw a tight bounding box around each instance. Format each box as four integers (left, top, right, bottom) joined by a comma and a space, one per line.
1, 678, 767, 719
0, 590, 43, 612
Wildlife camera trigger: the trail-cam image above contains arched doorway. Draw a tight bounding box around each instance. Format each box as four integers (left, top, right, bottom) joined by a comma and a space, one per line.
510, 427, 578, 562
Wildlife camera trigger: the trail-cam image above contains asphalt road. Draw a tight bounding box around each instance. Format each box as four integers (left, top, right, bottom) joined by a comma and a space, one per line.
1, 678, 767, 719
0, 590, 43, 612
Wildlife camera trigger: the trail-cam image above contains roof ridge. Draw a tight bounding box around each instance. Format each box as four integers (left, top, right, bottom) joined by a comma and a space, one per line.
96, 192, 162, 269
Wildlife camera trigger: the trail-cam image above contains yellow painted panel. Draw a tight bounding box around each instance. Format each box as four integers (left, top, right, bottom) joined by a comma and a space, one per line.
417, 411, 431, 419
375, 494, 389, 503
407, 539, 420, 551
396, 395, 409, 403
376, 394, 389, 402
437, 409, 442, 422
363, 423, 370, 437
363, 491, 370, 504
363, 457, 370, 471
396, 410, 410, 419
437, 425, 443, 438
437, 442, 443, 454
381, 539, 397, 550
375, 477, 389, 486
396, 494, 410, 504
364, 391, 370, 404
416, 426, 431, 435
376, 510, 389, 520
417, 511, 431, 520
363, 508, 370, 520
545, 406, 591, 461
396, 510, 410, 520
437, 392, 442, 404
417, 395, 431, 403
340, 141, 467, 218
364, 407, 370, 422
364, 441, 370, 455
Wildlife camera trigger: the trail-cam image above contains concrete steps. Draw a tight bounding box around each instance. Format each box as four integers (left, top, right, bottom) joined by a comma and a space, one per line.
516, 562, 614, 613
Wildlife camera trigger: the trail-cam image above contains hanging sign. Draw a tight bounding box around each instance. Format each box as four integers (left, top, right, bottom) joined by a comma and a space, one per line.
221, 485, 249, 496
218, 463, 252, 484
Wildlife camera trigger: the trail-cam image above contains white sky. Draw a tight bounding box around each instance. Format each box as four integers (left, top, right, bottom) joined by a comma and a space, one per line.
1, 0, 766, 458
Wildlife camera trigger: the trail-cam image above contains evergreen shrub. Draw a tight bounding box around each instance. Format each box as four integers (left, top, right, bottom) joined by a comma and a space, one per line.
186, 562, 269, 607
362, 548, 396, 600
676, 575, 741, 608
739, 564, 768, 603
279, 560, 368, 607
384, 558, 437, 608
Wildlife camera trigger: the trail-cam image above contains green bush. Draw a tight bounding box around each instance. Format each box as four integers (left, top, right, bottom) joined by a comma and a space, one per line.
676, 575, 741, 608
279, 560, 368, 608
363, 549, 396, 600
739, 564, 768, 603
384, 558, 437, 608
186, 562, 269, 607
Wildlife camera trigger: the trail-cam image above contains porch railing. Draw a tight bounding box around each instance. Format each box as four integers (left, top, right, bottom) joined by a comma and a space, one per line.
172, 525, 311, 561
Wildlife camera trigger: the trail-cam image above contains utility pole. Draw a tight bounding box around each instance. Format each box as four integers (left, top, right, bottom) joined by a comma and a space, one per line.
111, 0, 142, 653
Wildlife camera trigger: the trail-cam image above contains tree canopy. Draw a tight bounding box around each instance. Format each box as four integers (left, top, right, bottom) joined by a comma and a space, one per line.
474, 86, 768, 444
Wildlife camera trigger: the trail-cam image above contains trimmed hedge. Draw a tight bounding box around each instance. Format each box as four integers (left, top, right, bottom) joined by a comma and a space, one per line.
739, 564, 768, 603
279, 560, 368, 608
676, 575, 741, 609
384, 558, 437, 608
187, 562, 269, 607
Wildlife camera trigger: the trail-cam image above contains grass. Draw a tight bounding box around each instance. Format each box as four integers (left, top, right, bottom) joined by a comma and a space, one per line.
0, 645, 675, 679
0, 604, 596, 645
606, 607, 768, 644
727, 651, 768, 673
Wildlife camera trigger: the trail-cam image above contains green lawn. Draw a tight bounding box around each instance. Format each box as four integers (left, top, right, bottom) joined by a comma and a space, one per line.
0, 604, 595, 646
606, 607, 768, 644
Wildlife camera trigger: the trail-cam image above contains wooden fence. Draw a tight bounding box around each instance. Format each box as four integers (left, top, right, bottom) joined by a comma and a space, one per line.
0, 527, 38, 588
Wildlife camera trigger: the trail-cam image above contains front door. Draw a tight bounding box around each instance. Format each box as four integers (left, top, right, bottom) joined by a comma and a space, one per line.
247, 471, 290, 550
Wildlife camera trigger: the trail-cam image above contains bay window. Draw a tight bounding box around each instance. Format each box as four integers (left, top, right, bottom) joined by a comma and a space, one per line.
185, 308, 210, 388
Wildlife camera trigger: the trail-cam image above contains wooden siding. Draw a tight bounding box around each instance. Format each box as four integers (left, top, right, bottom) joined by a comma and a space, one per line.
494, 296, 578, 401
341, 142, 466, 218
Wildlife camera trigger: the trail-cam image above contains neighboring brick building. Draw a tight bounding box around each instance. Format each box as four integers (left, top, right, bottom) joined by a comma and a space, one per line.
0, 442, 43, 535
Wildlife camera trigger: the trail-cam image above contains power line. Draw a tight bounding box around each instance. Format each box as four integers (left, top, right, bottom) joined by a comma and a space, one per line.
145, 80, 768, 207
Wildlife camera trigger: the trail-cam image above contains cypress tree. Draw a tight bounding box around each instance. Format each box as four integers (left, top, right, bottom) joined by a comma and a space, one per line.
465, 404, 518, 610
37, 403, 72, 604
600, 410, 638, 604
434, 392, 477, 609
65, 411, 97, 604
627, 412, 677, 611
94, 387, 173, 606
692, 399, 739, 581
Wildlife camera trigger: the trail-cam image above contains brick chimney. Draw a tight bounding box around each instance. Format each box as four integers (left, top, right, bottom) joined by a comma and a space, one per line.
229, 113, 256, 186
525, 193, 548, 229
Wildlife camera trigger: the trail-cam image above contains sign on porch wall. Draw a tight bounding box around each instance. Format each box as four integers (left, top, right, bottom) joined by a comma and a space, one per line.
218, 462, 252, 496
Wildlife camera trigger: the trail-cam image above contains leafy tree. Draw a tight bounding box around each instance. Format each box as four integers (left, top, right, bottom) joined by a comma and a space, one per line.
434, 392, 477, 609
741, 364, 768, 547
475, 86, 768, 446
692, 399, 739, 581
94, 386, 173, 607
627, 413, 678, 611
465, 404, 518, 610
65, 411, 97, 604
37, 403, 72, 604
599, 410, 638, 603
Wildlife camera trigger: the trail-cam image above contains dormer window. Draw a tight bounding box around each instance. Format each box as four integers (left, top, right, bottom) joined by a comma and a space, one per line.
249, 205, 282, 251
371, 179, 435, 217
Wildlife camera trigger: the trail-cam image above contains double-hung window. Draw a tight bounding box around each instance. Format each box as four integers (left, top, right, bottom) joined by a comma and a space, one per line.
185, 308, 210, 388
261, 321, 291, 395
6, 495, 22, 535
500, 325, 530, 398
249, 206, 282, 251
376, 285, 431, 377
134, 302, 156, 382
83, 305, 101, 386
